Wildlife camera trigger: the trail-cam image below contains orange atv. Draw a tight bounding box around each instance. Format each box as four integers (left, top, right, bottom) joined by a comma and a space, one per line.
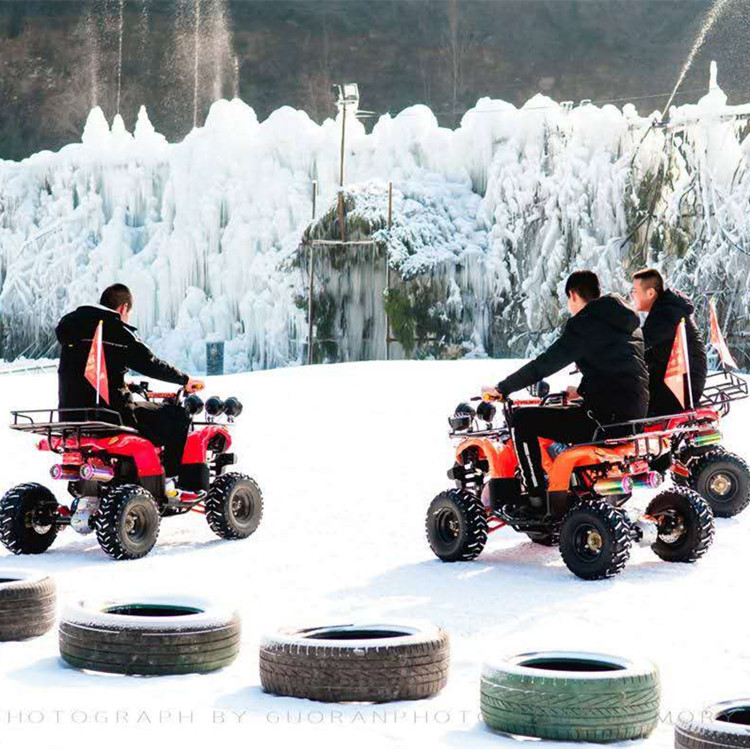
425, 384, 715, 580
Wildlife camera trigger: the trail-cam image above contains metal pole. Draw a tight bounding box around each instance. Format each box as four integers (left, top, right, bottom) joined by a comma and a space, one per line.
338, 103, 347, 244
339, 104, 346, 187
307, 181, 318, 366
385, 181, 393, 361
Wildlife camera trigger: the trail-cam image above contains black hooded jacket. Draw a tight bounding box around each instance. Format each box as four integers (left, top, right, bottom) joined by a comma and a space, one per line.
497, 294, 649, 423
56, 305, 189, 426
642, 289, 707, 416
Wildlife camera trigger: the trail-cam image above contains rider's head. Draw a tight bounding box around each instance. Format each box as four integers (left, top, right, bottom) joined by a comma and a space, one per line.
631, 268, 664, 313
100, 283, 133, 324
564, 271, 600, 316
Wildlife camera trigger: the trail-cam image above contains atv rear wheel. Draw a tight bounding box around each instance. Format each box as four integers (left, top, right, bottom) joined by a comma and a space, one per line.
559, 500, 632, 580
647, 486, 714, 563
426, 489, 488, 562
95, 485, 161, 560
205, 473, 263, 540
686, 450, 750, 518
0, 483, 59, 555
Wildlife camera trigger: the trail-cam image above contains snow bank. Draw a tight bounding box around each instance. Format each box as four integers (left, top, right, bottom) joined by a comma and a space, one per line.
1, 64, 749, 371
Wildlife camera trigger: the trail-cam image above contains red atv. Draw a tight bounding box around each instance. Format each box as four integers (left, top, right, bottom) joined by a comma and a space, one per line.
0, 382, 263, 560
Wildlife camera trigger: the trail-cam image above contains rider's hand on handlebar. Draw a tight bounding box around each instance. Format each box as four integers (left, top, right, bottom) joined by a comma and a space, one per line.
185, 378, 205, 393
481, 386, 504, 402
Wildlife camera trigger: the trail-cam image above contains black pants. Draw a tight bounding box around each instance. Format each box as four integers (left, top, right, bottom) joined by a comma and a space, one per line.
132, 403, 191, 477
511, 405, 598, 500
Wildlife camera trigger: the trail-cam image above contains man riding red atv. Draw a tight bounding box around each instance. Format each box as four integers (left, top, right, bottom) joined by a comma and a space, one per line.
0, 283, 263, 560
0, 382, 263, 560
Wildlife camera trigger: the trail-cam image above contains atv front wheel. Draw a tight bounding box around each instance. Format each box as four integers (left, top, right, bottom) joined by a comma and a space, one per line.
205, 473, 263, 540
647, 486, 714, 563
426, 489, 488, 562
559, 500, 632, 580
686, 450, 750, 518
0, 483, 59, 555
95, 485, 161, 560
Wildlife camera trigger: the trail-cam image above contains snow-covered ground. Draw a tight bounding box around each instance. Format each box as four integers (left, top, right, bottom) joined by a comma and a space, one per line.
0, 359, 747, 749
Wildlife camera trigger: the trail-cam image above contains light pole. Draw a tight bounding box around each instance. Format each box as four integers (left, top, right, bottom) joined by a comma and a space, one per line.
331, 83, 360, 243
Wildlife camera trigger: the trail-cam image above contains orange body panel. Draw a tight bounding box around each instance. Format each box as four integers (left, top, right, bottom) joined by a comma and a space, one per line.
457, 433, 668, 493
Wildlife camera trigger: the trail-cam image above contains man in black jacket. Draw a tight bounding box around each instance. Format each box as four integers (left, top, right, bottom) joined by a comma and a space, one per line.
485, 271, 649, 511
56, 284, 204, 476
631, 268, 707, 416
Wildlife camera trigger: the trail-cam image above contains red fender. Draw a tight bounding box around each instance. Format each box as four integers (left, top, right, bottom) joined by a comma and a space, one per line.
182, 425, 233, 465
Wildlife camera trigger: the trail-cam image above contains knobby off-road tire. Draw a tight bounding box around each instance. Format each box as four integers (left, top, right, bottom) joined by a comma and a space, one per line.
559, 499, 632, 580
205, 472, 263, 540
481, 651, 660, 742
0, 570, 56, 641
647, 486, 714, 563
0, 483, 59, 555
676, 700, 750, 748
260, 623, 450, 702
426, 489, 488, 562
95, 484, 161, 560
686, 450, 750, 518
59, 598, 241, 675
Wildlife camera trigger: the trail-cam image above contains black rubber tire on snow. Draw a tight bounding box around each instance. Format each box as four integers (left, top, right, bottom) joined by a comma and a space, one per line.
481, 650, 660, 742
59, 598, 241, 675
204, 472, 263, 540
559, 499, 632, 580
0, 570, 56, 641
426, 489, 488, 562
95, 484, 161, 561
687, 450, 750, 518
647, 486, 714, 563
0, 483, 59, 555
260, 623, 450, 702
676, 700, 750, 748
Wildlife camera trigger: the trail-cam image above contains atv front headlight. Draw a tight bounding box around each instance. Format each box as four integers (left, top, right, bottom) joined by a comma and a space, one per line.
449, 402, 475, 431
205, 396, 226, 417
184, 394, 204, 416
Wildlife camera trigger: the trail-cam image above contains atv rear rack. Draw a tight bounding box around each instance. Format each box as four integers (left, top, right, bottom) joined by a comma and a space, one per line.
10, 409, 139, 451
699, 369, 748, 415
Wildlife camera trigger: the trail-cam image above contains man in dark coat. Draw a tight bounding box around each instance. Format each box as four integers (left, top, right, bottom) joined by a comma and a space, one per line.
56, 283, 204, 476
631, 268, 707, 416
485, 271, 649, 510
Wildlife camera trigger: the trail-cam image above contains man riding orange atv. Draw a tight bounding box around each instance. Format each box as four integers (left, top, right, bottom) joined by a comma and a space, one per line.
426, 385, 716, 579
425, 270, 721, 579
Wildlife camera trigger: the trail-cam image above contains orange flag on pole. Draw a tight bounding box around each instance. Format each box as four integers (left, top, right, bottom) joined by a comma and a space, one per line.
708, 298, 738, 370
84, 320, 109, 405
664, 318, 693, 410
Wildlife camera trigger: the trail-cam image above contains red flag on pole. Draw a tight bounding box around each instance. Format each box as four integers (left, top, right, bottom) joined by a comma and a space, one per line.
84, 320, 109, 405
664, 318, 693, 410
708, 298, 738, 370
